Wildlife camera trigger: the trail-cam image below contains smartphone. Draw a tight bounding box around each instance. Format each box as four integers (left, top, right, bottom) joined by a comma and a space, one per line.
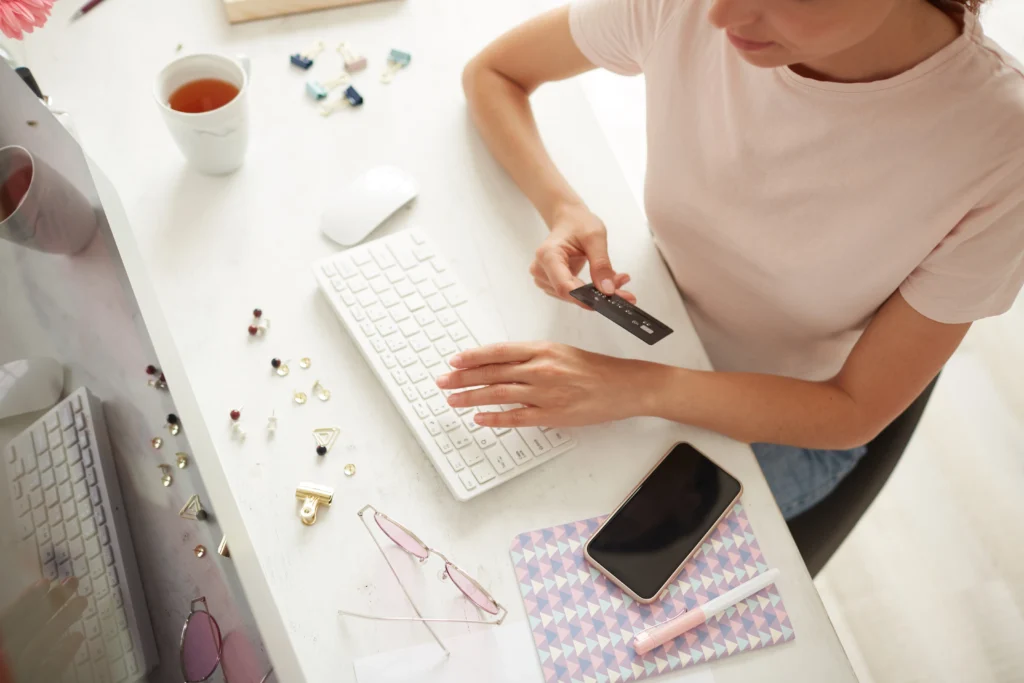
584, 443, 743, 603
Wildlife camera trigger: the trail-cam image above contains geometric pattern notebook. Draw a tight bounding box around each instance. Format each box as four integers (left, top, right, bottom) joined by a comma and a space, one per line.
509, 504, 795, 683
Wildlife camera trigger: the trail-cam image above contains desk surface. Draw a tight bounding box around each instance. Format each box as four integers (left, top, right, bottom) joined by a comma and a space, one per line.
24, 0, 855, 680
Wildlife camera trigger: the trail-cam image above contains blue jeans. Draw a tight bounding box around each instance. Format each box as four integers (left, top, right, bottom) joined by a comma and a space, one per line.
751, 443, 868, 520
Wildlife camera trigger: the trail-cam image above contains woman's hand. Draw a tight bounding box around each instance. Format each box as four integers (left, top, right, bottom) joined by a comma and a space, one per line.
1, 577, 86, 683
532, 204, 636, 308
436, 342, 657, 427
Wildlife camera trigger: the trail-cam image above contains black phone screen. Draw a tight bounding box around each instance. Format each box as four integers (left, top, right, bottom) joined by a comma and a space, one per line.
586, 443, 742, 600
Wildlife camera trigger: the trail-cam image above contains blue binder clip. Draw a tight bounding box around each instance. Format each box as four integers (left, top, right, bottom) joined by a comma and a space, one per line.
290, 41, 324, 70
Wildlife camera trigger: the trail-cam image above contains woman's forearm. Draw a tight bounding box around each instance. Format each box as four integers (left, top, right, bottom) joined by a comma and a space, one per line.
638, 363, 873, 450
462, 61, 582, 226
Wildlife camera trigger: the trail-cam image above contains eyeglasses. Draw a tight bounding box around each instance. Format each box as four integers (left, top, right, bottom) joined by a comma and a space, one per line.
180, 597, 275, 683
337, 504, 507, 655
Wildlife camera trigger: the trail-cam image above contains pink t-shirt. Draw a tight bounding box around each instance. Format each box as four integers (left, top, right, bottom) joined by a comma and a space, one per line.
570, 0, 1024, 380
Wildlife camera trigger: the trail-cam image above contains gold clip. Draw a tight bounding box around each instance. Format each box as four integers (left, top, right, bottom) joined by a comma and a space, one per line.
296, 482, 333, 526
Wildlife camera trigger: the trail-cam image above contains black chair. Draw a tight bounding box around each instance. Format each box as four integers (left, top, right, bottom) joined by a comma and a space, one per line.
785, 376, 940, 577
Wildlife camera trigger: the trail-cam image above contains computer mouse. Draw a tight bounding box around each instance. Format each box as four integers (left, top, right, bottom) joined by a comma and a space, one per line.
0, 358, 64, 420
321, 166, 419, 246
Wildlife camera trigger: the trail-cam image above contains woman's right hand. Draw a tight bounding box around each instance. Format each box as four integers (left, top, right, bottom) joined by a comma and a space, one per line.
530, 203, 636, 309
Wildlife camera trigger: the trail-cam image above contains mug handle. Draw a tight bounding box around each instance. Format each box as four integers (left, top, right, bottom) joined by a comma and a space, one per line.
236, 54, 251, 80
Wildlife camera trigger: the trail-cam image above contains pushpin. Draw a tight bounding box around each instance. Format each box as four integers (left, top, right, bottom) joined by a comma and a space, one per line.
290, 41, 325, 70
381, 49, 411, 84
305, 73, 350, 101
318, 86, 364, 117
337, 42, 367, 73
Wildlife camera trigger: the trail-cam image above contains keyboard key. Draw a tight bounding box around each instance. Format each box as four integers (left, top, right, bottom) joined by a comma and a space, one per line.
440, 414, 461, 432
409, 231, 426, 245
70, 536, 85, 559
518, 428, 552, 456
436, 310, 459, 327
387, 337, 408, 352
360, 262, 381, 279
450, 428, 474, 450
66, 443, 81, 464
434, 433, 454, 454
371, 246, 395, 269
407, 365, 429, 383
59, 480, 73, 502
376, 320, 398, 337
389, 244, 418, 269
415, 310, 436, 327
402, 386, 419, 402
356, 290, 378, 307
416, 280, 438, 298
62, 426, 77, 447
435, 272, 455, 288
29, 488, 43, 508
380, 290, 401, 308
427, 396, 450, 416
399, 319, 420, 337
45, 487, 58, 508
413, 402, 431, 419
350, 306, 366, 322
444, 287, 468, 307
408, 266, 430, 284
500, 432, 533, 464
370, 277, 391, 294
425, 293, 448, 312
351, 250, 373, 266
48, 429, 61, 449
31, 429, 46, 454
74, 479, 89, 501
409, 334, 431, 353
395, 280, 416, 297
462, 412, 481, 432
424, 417, 441, 435
448, 324, 469, 341
371, 337, 388, 353
546, 429, 572, 447
396, 350, 418, 367
348, 276, 369, 293
365, 305, 388, 322
360, 321, 376, 337
445, 449, 466, 472
416, 381, 439, 399
413, 244, 435, 261
474, 429, 498, 450
389, 304, 411, 322
380, 352, 397, 368
428, 365, 448, 380
336, 257, 358, 277
25, 469, 39, 491
435, 339, 457, 356
330, 276, 346, 291
59, 402, 75, 428
391, 369, 409, 385
457, 339, 478, 353
458, 470, 477, 491
384, 267, 406, 284
404, 294, 426, 311
485, 444, 515, 474
470, 461, 496, 484
340, 290, 357, 307
431, 258, 448, 272
321, 261, 338, 277
423, 323, 447, 341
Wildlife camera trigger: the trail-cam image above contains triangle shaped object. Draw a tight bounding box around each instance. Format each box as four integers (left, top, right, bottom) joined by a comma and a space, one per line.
312, 427, 340, 452
179, 494, 204, 520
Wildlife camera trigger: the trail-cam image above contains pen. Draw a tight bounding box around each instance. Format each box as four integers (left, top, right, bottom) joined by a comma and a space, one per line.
632, 568, 782, 656
69, 0, 109, 22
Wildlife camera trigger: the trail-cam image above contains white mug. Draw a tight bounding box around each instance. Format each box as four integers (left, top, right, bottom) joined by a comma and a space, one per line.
154, 53, 251, 175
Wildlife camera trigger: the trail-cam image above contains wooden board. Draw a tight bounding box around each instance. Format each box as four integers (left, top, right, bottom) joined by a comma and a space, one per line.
222, 0, 389, 24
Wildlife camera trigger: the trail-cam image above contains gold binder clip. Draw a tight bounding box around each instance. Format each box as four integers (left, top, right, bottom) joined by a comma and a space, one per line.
296, 482, 333, 526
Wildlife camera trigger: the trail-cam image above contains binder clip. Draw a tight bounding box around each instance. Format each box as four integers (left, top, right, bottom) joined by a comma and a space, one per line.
296, 482, 333, 526
290, 41, 325, 70
380, 49, 411, 84
337, 42, 367, 73
319, 86, 364, 116
306, 73, 350, 101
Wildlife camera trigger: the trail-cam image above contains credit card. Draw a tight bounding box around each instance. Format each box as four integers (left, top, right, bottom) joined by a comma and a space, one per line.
570, 283, 673, 345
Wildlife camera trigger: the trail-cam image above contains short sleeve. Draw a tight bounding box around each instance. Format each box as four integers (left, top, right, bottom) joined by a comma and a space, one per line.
900, 183, 1024, 324
569, 0, 680, 76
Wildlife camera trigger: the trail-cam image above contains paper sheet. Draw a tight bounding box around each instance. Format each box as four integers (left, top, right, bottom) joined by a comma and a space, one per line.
352, 623, 718, 683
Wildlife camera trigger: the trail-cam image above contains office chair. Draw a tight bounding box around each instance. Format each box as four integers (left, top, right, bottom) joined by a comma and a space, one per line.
786, 376, 940, 577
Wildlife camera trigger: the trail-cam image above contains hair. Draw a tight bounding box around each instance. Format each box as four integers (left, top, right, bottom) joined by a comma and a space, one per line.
930, 0, 987, 15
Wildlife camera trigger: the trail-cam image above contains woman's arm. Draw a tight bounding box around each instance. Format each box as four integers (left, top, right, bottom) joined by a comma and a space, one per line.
437, 292, 969, 449
463, 7, 633, 302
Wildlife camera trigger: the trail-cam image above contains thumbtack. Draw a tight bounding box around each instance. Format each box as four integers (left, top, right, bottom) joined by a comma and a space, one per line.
290, 41, 324, 69
337, 42, 367, 72
381, 48, 411, 84
158, 464, 173, 487
296, 482, 334, 526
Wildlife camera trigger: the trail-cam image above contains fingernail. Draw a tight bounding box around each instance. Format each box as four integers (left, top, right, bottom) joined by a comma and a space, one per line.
600, 279, 615, 294
436, 375, 450, 388
449, 354, 462, 367
621, 275, 631, 285
447, 394, 459, 406
474, 413, 487, 424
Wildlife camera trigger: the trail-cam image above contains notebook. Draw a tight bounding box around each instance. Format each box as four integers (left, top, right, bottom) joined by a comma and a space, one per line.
509, 503, 795, 683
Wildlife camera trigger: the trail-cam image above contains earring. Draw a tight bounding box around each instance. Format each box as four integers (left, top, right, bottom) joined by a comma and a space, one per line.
248, 308, 269, 337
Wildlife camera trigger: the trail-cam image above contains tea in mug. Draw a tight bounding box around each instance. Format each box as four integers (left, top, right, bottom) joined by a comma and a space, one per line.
168, 78, 240, 114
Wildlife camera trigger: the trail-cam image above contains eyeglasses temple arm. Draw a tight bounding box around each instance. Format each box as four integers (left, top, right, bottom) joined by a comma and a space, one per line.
359, 511, 450, 656
337, 608, 499, 626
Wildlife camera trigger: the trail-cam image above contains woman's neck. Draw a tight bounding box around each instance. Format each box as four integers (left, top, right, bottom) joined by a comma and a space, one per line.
791, 0, 962, 83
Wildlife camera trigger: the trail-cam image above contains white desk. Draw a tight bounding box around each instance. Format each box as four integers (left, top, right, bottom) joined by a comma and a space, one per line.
23, 0, 856, 680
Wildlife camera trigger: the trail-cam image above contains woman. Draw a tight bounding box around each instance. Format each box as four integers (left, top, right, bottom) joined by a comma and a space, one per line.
448, 0, 1024, 519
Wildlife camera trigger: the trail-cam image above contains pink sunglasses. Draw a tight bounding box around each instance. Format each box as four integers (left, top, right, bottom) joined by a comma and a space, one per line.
338, 504, 507, 655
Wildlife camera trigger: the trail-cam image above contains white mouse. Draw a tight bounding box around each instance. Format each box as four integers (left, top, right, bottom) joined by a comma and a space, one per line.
320, 166, 419, 246
0, 358, 64, 420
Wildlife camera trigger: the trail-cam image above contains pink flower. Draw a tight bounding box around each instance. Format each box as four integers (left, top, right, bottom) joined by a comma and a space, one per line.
0, 0, 54, 40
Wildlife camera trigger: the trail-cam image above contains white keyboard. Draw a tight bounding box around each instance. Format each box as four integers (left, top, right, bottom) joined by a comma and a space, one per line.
313, 229, 576, 500
4, 387, 158, 682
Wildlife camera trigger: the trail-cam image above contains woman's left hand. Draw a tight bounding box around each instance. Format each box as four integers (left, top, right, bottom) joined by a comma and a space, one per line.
436, 342, 655, 428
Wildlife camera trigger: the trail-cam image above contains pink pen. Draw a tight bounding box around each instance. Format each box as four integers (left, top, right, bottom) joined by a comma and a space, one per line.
632, 568, 781, 656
